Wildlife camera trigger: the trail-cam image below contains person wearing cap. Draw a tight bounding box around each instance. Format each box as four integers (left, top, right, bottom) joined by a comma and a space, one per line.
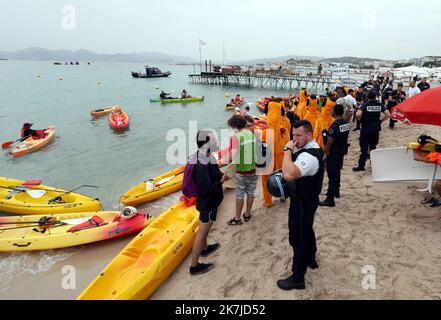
386, 82, 406, 130
277, 120, 325, 291
21, 123, 46, 141
353, 90, 390, 172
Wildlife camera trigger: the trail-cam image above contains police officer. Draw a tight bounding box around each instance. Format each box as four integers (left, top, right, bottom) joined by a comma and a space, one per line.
353, 90, 390, 172
386, 82, 406, 130
278, 120, 325, 290
319, 105, 350, 207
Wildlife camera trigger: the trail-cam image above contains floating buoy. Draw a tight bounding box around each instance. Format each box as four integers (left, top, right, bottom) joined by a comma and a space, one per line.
224, 93, 230, 98
155, 86, 160, 90
59, 77, 63, 80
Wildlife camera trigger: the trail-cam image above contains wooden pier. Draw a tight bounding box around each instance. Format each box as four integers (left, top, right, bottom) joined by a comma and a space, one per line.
189, 72, 340, 92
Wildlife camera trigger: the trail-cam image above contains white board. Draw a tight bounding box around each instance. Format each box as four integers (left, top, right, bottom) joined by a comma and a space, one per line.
371, 147, 441, 182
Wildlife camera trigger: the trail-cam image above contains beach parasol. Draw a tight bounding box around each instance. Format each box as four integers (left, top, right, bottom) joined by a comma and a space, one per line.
391, 87, 441, 126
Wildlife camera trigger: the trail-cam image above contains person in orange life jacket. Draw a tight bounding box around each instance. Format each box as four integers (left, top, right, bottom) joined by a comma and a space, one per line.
190, 130, 229, 275
262, 99, 288, 207
319, 104, 349, 207
21, 123, 46, 141
227, 116, 258, 226
278, 120, 324, 291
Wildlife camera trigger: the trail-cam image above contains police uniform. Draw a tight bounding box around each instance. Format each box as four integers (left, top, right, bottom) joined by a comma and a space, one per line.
357, 99, 386, 170
326, 119, 350, 201
288, 141, 324, 285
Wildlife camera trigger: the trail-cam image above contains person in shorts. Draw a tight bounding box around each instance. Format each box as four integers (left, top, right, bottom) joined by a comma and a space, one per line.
226, 115, 258, 226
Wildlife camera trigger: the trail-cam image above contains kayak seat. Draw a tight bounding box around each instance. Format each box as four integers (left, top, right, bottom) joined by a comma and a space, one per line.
67, 216, 106, 233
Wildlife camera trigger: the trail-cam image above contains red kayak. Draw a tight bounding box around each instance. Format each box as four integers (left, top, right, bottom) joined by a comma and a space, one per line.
108, 107, 130, 131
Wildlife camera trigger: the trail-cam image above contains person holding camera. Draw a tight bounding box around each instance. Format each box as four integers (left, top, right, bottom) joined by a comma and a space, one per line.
276, 120, 325, 291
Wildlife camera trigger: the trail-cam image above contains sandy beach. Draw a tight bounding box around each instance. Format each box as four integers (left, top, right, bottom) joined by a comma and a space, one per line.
1, 121, 441, 300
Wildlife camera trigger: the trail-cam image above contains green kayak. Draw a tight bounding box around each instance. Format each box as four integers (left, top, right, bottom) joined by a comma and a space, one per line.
149, 96, 205, 104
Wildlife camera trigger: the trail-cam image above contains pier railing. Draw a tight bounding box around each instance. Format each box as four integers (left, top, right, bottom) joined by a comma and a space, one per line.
189, 72, 340, 92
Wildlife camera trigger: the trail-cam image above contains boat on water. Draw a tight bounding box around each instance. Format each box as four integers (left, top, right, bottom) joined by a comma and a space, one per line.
131, 66, 171, 78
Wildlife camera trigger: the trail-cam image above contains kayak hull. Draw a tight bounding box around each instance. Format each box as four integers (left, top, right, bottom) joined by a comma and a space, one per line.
91, 106, 116, 117
150, 96, 205, 104
121, 166, 184, 207
109, 111, 130, 131
10, 125, 56, 158
0, 177, 101, 215
0, 211, 152, 251
77, 199, 199, 300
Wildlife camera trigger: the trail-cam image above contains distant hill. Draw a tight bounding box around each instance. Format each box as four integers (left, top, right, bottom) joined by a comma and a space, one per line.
231, 55, 325, 66
0, 47, 198, 64
319, 56, 389, 64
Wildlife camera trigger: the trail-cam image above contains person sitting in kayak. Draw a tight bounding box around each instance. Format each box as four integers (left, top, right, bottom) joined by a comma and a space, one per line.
21, 123, 46, 141
181, 89, 192, 99
226, 99, 236, 109
235, 94, 243, 103
160, 90, 175, 99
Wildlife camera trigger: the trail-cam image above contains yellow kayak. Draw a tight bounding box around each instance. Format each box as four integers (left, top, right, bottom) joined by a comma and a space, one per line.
77, 198, 199, 300
0, 210, 153, 252
120, 166, 184, 207
0, 177, 101, 215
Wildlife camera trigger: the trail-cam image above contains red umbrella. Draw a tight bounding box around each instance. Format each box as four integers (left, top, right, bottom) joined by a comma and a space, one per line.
391, 87, 441, 126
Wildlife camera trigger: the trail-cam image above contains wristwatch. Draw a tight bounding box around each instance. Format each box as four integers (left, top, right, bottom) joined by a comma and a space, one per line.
284, 147, 294, 152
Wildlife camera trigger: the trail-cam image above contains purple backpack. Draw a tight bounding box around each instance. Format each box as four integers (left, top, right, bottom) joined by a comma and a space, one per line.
182, 153, 203, 198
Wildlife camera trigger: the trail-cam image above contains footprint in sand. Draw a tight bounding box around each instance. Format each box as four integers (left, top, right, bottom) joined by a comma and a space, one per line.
223, 276, 246, 298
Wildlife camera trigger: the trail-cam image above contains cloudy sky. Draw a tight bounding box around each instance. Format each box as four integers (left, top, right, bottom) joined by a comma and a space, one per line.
1, 0, 440, 60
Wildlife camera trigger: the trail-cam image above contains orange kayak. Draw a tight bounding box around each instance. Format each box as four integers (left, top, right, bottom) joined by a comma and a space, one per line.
10, 125, 56, 158
91, 106, 116, 117
108, 110, 130, 131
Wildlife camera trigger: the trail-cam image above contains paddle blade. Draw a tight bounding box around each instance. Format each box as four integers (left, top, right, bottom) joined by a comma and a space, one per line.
1, 141, 15, 149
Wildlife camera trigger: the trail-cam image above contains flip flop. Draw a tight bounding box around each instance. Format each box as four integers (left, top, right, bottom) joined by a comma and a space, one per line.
243, 214, 252, 222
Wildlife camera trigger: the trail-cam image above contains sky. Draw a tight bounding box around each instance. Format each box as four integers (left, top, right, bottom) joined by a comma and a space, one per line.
1, 0, 440, 61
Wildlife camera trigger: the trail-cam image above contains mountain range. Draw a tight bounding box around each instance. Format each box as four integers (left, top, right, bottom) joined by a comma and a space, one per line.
0, 47, 198, 64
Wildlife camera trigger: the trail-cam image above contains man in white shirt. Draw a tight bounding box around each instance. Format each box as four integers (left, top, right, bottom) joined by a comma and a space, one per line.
408, 81, 421, 98
277, 120, 324, 291
344, 89, 358, 122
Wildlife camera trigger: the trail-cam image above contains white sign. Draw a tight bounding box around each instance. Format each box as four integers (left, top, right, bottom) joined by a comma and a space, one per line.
332, 67, 349, 78
341, 78, 358, 88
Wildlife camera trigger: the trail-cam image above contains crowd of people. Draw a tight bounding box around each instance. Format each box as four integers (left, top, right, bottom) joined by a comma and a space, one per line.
183, 77, 432, 290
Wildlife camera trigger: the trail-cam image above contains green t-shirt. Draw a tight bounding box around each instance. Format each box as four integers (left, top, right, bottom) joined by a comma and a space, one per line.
234, 129, 256, 172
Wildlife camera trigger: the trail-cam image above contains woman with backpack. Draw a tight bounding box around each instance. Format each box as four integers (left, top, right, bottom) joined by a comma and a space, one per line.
183, 130, 229, 275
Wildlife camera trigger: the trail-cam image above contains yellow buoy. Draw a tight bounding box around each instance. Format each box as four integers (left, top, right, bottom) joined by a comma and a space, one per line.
224, 93, 230, 98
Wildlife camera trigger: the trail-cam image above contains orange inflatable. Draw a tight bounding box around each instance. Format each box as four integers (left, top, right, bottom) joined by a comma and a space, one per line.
314, 99, 336, 149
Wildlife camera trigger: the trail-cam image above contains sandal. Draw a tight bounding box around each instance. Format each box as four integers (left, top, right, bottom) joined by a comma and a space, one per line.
421, 196, 436, 205
227, 218, 243, 226
243, 214, 252, 222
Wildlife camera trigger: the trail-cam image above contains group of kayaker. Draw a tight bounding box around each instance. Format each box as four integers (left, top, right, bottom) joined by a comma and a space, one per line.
159, 89, 193, 100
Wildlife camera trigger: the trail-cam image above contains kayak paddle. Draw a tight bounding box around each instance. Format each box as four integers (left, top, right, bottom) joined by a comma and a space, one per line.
2, 136, 30, 149
47, 185, 99, 203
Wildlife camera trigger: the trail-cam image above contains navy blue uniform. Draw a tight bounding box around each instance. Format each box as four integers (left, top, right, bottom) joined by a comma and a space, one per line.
358, 100, 386, 169
326, 119, 350, 199
289, 148, 324, 283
